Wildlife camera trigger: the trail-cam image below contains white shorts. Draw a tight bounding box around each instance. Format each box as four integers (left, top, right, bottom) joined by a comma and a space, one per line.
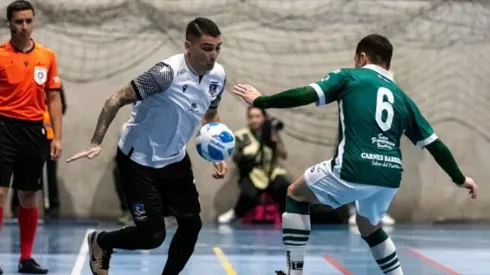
304, 159, 398, 225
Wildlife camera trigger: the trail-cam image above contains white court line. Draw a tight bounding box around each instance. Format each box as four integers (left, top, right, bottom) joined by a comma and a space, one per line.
70, 228, 93, 275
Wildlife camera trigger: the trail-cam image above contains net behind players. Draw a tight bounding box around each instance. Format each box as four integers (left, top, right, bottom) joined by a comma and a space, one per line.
233, 34, 478, 275
67, 18, 228, 275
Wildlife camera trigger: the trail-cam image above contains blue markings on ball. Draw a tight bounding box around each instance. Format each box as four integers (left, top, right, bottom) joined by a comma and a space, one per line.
196, 143, 203, 158
218, 131, 234, 143
227, 148, 234, 156
208, 145, 224, 161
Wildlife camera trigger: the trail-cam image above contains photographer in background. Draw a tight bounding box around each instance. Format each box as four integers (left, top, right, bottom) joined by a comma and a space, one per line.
218, 107, 290, 224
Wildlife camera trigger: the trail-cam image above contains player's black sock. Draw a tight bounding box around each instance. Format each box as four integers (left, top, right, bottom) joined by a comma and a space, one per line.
97, 226, 166, 250
161, 215, 202, 275
282, 196, 311, 275
362, 227, 403, 275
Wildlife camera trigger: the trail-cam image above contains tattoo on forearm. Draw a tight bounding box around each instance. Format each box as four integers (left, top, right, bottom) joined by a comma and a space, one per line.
90, 84, 137, 145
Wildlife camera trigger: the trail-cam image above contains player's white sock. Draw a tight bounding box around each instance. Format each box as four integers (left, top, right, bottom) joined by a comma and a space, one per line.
362, 227, 403, 275
282, 196, 311, 275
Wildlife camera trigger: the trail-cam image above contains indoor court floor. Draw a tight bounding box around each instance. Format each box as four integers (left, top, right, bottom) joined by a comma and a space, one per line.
0, 221, 488, 275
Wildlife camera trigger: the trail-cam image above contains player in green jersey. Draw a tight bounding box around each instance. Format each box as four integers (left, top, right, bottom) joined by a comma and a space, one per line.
233, 34, 478, 275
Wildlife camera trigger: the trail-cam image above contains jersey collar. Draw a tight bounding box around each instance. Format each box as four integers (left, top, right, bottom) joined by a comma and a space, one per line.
183, 53, 209, 78
363, 64, 394, 82
8, 39, 36, 53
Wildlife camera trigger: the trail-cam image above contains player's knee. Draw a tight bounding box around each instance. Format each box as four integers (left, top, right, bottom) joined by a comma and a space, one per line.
17, 191, 39, 208
141, 230, 166, 249
287, 183, 304, 202
176, 215, 202, 238
356, 214, 380, 237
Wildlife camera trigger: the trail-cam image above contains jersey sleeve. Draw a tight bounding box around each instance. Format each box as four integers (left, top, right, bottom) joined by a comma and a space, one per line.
404, 97, 438, 149
46, 52, 61, 91
308, 69, 347, 106
131, 62, 174, 100
209, 78, 226, 109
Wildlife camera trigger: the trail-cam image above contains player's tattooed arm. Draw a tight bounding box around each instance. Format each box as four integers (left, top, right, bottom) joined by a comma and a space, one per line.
90, 84, 138, 145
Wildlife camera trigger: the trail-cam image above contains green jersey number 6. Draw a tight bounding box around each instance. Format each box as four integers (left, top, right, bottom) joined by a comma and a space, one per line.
375, 87, 394, 131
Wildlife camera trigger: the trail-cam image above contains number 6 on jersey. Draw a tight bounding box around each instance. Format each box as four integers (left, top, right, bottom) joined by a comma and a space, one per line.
375, 87, 394, 131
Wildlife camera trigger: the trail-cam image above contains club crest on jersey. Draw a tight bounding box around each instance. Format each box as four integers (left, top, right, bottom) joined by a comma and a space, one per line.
34, 66, 47, 85
209, 81, 219, 96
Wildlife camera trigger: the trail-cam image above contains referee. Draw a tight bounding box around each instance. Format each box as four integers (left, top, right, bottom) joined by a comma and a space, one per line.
0, 1, 63, 274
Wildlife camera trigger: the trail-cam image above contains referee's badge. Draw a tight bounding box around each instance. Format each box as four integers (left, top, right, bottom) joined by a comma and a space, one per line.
34, 66, 48, 85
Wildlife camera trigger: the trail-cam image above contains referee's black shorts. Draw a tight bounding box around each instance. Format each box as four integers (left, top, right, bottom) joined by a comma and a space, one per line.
116, 148, 200, 228
0, 115, 49, 191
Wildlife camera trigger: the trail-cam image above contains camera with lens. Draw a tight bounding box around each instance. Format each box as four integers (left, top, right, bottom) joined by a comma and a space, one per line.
261, 116, 285, 150
268, 117, 284, 132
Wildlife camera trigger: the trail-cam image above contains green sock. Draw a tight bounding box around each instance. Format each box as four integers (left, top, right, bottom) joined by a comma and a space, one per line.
362, 227, 404, 275
282, 196, 311, 275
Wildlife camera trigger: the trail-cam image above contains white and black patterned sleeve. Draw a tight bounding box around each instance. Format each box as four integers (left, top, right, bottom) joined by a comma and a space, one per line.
209, 78, 226, 109
130, 62, 174, 100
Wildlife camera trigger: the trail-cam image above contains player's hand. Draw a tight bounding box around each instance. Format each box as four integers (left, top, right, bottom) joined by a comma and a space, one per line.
233, 84, 262, 106
212, 161, 228, 179
66, 144, 101, 163
50, 138, 62, 161
458, 177, 478, 199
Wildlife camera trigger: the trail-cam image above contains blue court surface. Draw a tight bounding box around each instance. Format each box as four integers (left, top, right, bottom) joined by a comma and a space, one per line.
0, 221, 489, 275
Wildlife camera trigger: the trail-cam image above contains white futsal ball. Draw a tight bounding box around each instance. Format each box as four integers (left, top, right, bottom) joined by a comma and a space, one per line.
196, 122, 235, 162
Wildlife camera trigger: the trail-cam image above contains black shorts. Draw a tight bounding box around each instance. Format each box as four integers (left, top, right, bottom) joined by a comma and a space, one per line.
116, 148, 200, 227
0, 115, 49, 191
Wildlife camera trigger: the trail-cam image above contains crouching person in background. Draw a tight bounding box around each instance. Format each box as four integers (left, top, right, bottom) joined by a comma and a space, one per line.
218, 107, 290, 224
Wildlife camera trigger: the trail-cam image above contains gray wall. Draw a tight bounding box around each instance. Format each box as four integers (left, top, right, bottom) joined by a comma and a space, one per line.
2, 0, 489, 222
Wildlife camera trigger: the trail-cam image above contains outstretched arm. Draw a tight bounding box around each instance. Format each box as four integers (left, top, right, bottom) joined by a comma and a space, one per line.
405, 97, 477, 199
425, 139, 465, 185
91, 84, 138, 145
67, 61, 174, 163
234, 69, 347, 109
424, 139, 477, 198
253, 86, 319, 109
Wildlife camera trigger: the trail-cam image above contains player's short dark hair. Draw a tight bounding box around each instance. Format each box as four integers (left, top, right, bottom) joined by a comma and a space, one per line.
356, 34, 393, 67
6, 0, 35, 21
186, 17, 221, 41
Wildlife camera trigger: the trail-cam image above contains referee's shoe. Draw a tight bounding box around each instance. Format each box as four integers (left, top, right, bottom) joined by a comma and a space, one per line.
18, 258, 48, 274
88, 231, 113, 275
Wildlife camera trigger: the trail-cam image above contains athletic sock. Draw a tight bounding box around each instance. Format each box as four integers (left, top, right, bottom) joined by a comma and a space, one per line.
362, 227, 403, 275
18, 206, 38, 261
282, 196, 311, 275
0, 206, 3, 229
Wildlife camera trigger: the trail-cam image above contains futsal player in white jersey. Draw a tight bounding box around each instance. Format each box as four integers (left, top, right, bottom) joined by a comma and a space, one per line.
67, 18, 227, 275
